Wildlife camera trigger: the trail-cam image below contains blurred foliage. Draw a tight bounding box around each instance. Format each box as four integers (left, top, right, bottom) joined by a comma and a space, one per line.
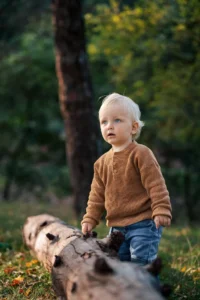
0, 15, 70, 199
0, 0, 50, 55
0, 0, 200, 222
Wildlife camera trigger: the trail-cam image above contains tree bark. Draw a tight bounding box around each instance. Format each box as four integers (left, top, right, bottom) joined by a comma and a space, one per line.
23, 214, 169, 300
51, 0, 98, 216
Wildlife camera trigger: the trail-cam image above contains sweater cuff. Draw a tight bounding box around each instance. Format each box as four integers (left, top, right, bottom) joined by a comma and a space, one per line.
152, 208, 172, 219
81, 217, 98, 228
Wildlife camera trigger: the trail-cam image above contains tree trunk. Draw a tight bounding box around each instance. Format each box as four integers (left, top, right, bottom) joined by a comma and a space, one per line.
184, 171, 196, 223
23, 214, 170, 300
51, 0, 98, 216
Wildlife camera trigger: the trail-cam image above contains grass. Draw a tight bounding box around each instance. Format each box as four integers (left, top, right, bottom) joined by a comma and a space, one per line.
0, 201, 199, 299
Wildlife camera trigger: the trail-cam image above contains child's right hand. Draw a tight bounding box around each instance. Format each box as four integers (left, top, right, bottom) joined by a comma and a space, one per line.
82, 223, 93, 235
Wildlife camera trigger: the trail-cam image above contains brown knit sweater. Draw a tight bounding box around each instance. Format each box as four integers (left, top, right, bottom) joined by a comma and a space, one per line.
82, 141, 172, 228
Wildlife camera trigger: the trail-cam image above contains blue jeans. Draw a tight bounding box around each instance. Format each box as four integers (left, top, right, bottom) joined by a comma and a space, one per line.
109, 219, 163, 265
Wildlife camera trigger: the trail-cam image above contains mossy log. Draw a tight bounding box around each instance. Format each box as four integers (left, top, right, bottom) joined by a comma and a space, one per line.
23, 214, 170, 300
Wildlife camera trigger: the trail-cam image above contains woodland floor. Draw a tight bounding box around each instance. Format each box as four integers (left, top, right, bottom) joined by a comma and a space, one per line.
0, 201, 199, 300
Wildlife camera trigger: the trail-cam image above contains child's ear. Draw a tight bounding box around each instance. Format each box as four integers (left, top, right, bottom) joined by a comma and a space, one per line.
132, 121, 139, 134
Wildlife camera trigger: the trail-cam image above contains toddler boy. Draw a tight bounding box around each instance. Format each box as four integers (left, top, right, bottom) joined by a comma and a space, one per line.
81, 93, 172, 265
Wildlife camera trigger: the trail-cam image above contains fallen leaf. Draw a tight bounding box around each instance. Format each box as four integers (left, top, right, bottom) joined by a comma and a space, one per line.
26, 259, 39, 267
181, 266, 186, 272
26, 268, 37, 275
25, 288, 32, 296
11, 276, 24, 286
4, 267, 17, 274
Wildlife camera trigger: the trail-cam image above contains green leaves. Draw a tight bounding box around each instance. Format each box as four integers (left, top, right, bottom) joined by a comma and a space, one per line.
86, 0, 200, 145
0, 16, 67, 199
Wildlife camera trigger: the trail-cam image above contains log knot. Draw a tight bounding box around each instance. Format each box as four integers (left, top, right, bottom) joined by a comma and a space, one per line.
40, 221, 48, 227
91, 231, 98, 238
46, 233, 56, 240
83, 231, 97, 240
94, 257, 114, 275
108, 231, 125, 252
54, 255, 63, 268
46, 233, 60, 243
71, 282, 77, 293
160, 284, 172, 297
146, 257, 162, 276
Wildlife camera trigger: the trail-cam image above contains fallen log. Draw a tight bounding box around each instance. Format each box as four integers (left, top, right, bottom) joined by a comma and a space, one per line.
23, 214, 170, 300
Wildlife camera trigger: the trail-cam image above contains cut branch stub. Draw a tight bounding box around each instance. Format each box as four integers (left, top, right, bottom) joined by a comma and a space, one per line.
160, 284, 172, 297
96, 231, 125, 256
94, 257, 114, 274
146, 257, 163, 276
108, 231, 125, 252
71, 282, 77, 294
40, 221, 48, 227
54, 255, 63, 268
46, 233, 56, 241
83, 231, 98, 240
91, 231, 97, 238
46, 233, 60, 243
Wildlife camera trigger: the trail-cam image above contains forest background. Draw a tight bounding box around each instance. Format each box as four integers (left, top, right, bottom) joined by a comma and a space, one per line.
0, 1, 200, 299
0, 0, 200, 225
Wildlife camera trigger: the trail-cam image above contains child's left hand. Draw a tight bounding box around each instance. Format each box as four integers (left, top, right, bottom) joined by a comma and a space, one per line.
154, 215, 171, 229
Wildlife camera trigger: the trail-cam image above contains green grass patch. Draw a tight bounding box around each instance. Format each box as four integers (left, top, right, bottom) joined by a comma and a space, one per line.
0, 201, 199, 299
159, 227, 200, 299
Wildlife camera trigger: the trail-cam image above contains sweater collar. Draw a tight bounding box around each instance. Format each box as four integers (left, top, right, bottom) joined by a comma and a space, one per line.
108, 141, 137, 156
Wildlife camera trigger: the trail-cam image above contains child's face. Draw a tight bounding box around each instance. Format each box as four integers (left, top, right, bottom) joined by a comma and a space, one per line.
99, 103, 138, 151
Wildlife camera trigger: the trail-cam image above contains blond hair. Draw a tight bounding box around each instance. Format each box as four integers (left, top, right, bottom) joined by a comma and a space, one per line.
99, 93, 144, 139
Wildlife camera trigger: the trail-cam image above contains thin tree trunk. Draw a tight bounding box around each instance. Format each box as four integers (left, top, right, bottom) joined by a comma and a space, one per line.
184, 171, 195, 223
23, 214, 169, 300
3, 132, 28, 200
3, 100, 32, 200
51, 0, 98, 216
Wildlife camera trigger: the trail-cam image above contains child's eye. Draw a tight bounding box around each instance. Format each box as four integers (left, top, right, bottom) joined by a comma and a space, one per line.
115, 119, 121, 123
101, 120, 107, 125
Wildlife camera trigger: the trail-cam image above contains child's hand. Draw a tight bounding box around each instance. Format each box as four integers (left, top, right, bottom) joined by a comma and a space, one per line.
154, 215, 171, 229
82, 222, 93, 235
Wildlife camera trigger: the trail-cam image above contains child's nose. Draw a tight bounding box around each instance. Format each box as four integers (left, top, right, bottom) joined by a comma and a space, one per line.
108, 122, 113, 129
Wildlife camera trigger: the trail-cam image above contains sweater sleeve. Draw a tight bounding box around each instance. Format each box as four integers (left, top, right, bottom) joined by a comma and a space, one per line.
138, 148, 172, 219
81, 162, 105, 228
